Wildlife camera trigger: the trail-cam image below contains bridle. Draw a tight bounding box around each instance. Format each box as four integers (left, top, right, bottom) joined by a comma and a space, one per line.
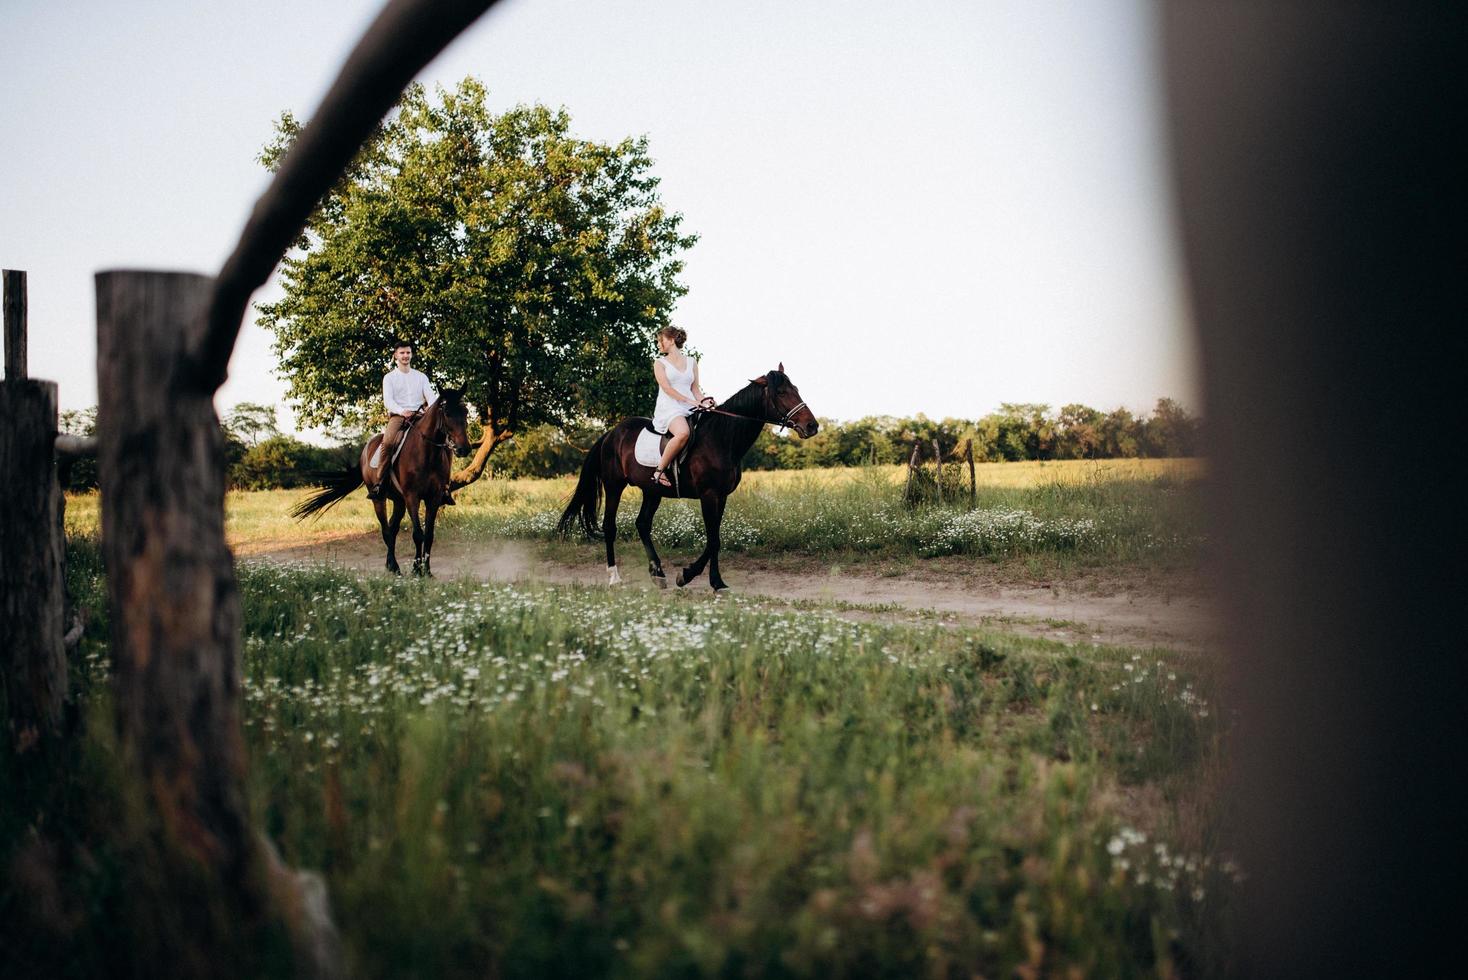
695, 396, 810, 433
411, 402, 463, 453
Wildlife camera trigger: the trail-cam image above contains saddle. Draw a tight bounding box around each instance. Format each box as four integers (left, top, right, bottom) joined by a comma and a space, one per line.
369, 412, 421, 471
638, 412, 704, 493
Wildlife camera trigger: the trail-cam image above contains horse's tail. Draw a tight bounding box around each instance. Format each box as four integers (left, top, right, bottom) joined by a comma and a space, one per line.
556, 432, 606, 539
291, 464, 365, 521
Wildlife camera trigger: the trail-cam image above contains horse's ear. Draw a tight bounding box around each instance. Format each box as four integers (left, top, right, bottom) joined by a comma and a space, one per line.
749, 376, 768, 386
777, 362, 784, 374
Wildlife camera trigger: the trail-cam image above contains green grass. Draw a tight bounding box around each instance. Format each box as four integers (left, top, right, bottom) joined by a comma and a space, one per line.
63, 459, 1205, 568
5, 539, 1236, 978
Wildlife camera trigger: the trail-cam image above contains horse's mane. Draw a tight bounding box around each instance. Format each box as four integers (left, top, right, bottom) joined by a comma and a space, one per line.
718, 379, 767, 417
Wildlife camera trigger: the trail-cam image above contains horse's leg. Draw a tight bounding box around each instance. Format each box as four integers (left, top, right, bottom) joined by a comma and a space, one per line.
405, 493, 426, 575
383, 497, 405, 575
603, 480, 625, 585
422, 498, 439, 578
706, 494, 729, 593
676, 490, 722, 589
636, 491, 667, 588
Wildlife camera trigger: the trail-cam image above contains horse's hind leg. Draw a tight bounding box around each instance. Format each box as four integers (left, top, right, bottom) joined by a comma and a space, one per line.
636, 492, 667, 588
603, 481, 625, 585
380, 497, 404, 574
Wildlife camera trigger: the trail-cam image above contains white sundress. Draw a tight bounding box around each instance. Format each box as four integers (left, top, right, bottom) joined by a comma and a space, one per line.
652, 355, 696, 434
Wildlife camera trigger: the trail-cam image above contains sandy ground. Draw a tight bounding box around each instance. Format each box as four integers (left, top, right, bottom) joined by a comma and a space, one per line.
253, 532, 1219, 651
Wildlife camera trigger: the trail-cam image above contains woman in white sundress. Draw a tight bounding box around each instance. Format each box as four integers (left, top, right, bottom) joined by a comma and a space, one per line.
650, 326, 715, 487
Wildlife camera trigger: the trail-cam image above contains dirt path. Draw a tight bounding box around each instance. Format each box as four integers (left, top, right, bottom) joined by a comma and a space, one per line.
251, 534, 1219, 651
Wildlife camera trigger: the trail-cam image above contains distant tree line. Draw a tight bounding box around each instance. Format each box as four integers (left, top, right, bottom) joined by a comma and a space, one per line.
57, 398, 1199, 491
476, 397, 1202, 478
59, 404, 351, 493
745, 398, 1201, 470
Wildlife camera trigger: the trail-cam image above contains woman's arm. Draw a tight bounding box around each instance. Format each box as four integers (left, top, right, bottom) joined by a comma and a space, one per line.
692, 360, 713, 406
653, 359, 696, 403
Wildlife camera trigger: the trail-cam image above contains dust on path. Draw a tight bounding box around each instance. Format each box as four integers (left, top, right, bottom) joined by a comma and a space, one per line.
250, 534, 1218, 651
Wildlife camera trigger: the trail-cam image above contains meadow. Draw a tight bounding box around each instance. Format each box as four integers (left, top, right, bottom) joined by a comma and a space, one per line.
64, 458, 1206, 571
14, 459, 1232, 976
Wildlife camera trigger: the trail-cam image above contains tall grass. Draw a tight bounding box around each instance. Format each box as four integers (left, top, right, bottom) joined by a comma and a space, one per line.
238, 562, 1231, 976
463, 461, 1206, 565
61, 459, 1205, 567
6, 542, 1233, 976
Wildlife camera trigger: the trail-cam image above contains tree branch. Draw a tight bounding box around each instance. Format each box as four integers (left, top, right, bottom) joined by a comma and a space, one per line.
194, 0, 505, 396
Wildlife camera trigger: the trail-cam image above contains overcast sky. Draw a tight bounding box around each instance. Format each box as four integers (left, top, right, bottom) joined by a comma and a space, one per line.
2, 0, 1198, 436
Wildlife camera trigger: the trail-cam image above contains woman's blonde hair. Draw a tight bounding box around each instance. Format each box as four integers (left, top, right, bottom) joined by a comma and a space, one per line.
657, 326, 688, 349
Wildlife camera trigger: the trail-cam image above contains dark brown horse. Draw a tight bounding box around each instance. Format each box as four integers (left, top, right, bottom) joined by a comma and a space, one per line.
292, 389, 472, 575
557, 365, 818, 591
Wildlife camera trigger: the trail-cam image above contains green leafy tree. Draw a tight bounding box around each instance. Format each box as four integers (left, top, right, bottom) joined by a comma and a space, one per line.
1141, 397, 1199, 457
1057, 403, 1103, 459
255, 77, 697, 484
222, 402, 281, 447
229, 436, 347, 490
1099, 408, 1142, 458
58, 407, 99, 490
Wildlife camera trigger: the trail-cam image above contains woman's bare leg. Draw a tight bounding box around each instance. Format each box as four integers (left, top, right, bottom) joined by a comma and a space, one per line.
655, 415, 690, 483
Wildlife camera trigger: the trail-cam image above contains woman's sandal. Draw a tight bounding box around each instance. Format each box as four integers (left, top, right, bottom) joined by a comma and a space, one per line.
653, 468, 672, 487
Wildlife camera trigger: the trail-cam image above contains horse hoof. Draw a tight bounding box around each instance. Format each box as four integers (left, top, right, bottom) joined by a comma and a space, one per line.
712, 585, 728, 596
608, 566, 622, 586
654, 575, 668, 590
675, 572, 687, 588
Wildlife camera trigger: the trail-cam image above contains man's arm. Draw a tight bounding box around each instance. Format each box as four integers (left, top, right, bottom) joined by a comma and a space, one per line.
382, 374, 398, 415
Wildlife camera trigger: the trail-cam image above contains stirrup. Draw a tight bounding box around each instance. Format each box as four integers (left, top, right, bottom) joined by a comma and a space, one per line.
653, 468, 672, 487
366, 483, 383, 500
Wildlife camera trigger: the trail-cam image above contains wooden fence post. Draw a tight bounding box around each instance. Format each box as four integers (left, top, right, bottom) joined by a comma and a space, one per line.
904, 439, 921, 503
1, 269, 67, 750
966, 437, 976, 507
95, 270, 283, 972
932, 438, 944, 505
4, 269, 26, 379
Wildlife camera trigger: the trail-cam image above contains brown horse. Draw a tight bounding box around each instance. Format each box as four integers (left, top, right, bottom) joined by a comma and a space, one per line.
292, 389, 472, 575
557, 365, 818, 591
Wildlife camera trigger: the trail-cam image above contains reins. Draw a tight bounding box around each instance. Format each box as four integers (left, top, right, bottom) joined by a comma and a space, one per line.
696, 400, 809, 433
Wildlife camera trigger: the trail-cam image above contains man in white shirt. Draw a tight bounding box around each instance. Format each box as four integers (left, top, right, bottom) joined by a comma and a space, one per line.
366, 338, 438, 499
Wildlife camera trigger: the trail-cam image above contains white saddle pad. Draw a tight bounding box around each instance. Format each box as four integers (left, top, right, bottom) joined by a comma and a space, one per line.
369, 446, 384, 469
635, 428, 664, 467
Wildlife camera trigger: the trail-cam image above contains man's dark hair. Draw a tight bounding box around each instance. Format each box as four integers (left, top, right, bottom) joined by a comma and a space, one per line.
391, 337, 414, 353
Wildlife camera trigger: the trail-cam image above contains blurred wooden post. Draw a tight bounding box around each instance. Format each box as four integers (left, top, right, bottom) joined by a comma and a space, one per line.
966, 438, 976, 507
903, 439, 920, 503
0, 269, 68, 750
932, 439, 943, 504
95, 270, 268, 970
4, 269, 26, 379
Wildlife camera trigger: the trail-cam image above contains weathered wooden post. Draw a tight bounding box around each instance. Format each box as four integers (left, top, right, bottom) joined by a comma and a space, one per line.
903, 439, 920, 504
932, 438, 944, 504
965, 437, 976, 507
95, 271, 279, 972
1, 270, 68, 750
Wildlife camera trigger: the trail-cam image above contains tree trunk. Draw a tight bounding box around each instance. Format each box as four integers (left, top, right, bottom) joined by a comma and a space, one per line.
450, 425, 513, 485
0, 378, 67, 751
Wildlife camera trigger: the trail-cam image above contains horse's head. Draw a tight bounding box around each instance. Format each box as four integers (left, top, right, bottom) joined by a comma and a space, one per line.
750, 362, 819, 438
437, 388, 473, 457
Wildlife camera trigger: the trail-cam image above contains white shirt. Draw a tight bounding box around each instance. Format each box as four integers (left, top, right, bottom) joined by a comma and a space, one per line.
382, 368, 437, 415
